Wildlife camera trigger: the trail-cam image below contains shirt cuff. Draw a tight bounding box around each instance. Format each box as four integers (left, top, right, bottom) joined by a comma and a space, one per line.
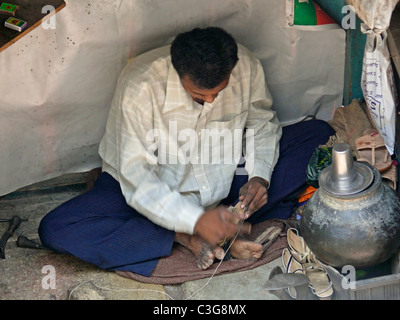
175, 204, 205, 235
248, 162, 273, 185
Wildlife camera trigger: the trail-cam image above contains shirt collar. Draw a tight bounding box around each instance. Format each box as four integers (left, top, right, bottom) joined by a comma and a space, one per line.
163, 64, 240, 113
163, 65, 194, 113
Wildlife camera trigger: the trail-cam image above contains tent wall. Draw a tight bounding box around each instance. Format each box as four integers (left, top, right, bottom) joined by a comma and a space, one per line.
0, 0, 346, 196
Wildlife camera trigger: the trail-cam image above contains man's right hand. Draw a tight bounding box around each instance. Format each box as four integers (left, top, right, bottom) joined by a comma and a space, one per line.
193, 206, 251, 246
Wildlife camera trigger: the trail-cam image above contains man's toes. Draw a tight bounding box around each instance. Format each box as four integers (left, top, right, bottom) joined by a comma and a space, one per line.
197, 253, 214, 269
250, 243, 263, 258
252, 245, 263, 259
213, 246, 225, 260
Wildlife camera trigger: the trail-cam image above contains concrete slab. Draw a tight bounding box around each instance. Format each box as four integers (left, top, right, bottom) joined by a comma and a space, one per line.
68, 272, 169, 300
180, 258, 281, 300
0, 245, 168, 300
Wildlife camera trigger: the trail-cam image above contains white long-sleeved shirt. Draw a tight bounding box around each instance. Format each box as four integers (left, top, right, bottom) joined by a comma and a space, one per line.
98, 43, 282, 235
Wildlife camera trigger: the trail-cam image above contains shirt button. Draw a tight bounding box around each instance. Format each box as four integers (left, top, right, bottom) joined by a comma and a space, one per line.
202, 185, 208, 191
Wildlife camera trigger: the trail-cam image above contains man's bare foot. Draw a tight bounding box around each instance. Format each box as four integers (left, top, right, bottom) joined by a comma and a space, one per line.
229, 235, 263, 260
175, 233, 226, 269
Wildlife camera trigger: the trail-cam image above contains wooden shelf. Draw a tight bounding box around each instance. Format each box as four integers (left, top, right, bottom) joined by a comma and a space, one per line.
0, 0, 65, 53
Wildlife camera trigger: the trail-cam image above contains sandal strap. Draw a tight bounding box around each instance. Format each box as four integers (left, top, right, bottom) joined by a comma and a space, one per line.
355, 131, 392, 171
311, 282, 333, 296
282, 248, 304, 274
305, 266, 333, 297
287, 228, 313, 263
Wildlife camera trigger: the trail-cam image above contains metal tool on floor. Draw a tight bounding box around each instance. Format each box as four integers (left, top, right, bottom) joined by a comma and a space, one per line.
0, 215, 22, 259
16, 235, 45, 249
264, 266, 316, 300
0, 217, 27, 223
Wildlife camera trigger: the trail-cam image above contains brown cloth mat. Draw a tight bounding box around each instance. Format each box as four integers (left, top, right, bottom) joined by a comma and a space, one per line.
116, 219, 287, 285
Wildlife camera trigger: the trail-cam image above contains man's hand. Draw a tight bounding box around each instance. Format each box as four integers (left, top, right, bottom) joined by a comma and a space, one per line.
193, 206, 251, 246
238, 176, 269, 218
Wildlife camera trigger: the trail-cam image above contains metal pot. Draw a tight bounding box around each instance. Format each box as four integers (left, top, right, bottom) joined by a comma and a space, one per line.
300, 143, 400, 268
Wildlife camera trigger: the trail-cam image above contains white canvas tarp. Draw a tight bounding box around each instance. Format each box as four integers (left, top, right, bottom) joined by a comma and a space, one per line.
0, 0, 345, 196
346, 0, 399, 33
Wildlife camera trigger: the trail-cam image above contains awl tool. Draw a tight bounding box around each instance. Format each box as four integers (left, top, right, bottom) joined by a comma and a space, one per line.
0, 217, 27, 223
17, 235, 45, 250
0, 215, 22, 259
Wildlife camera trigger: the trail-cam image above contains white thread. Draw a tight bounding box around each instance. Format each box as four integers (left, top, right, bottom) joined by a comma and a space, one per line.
68, 220, 244, 300
184, 219, 244, 300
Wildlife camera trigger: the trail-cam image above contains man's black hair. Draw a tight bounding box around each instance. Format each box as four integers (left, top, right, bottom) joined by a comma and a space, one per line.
171, 27, 239, 89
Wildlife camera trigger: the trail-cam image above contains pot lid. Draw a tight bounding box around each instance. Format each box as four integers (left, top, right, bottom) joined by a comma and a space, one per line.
319, 143, 374, 195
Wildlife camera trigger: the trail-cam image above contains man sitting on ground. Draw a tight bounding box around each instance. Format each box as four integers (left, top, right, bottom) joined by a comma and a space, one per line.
39, 27, 334, 276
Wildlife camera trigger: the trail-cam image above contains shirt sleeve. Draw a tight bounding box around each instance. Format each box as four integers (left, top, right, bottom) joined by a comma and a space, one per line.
244, 59, 282, 183
113, 79, 204, 235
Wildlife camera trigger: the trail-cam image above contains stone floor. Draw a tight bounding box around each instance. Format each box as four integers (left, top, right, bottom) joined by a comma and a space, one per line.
0, 172, 282, 300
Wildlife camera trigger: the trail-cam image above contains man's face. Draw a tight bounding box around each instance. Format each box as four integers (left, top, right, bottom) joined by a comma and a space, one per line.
181, 75, 230, 105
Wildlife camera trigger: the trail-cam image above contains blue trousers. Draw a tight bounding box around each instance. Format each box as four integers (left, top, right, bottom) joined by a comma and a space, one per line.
38, 119, 335, 276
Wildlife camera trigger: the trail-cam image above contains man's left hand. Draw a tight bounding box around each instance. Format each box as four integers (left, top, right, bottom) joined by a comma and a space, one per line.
238, 176, 269, 219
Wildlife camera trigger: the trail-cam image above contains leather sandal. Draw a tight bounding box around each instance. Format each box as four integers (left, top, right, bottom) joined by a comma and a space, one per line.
355, 130, 392, 172
304, 264, 333, 300
282, 248, 305, 299
220, 202, 282, 260
381, 163, 398, 191
219, 201, 244, 247
287, 228, 317, 265
286, 228, 333, 300
254, 225, 282, 252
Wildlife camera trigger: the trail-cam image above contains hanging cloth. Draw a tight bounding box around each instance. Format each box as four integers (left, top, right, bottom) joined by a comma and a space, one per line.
346, 0, 399, 155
